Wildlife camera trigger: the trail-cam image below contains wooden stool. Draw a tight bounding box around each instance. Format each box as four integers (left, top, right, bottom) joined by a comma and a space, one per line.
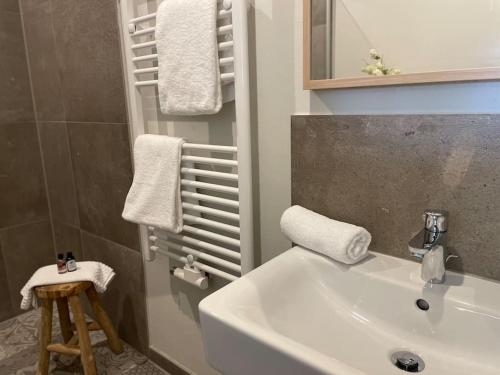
35, 281, 124, 375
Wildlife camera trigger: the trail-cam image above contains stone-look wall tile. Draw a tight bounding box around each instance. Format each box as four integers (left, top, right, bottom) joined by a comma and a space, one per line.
0, 250, 14, 321
50, 0, 127, 123
0, 11, 34, 123
81, 231, 148, 353
20, 0, 66, 122
53, 221, 82, 260
67, 122, 139, 251
0, 221, 54, 312
291, 115, 500, 281
38, 122, 79, 226
0, 123, 49, 228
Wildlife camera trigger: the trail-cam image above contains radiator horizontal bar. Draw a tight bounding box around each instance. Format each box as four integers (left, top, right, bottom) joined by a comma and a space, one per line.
154, 248, 238, 282
129, 13, 156, 24
182, 143, 237, 153
218, 41, 234, 50
221, 72, 236, 82
132, 26, 155, 37
181, 180, 239, 195
151, 232, 240, 260
132, 41, 233, 54
181, 167, 238, 181
182, 202, 240, 221
219, 57, 235, 66
218, 9, 232, 19
182, 225, 240, 247
217, 24, 233, 36
132, 25, 232, 38
132, 53, 157, 63
134, 58, 234, 75
181, 191, 239, 208
129, 7, 230, 25
135, 80, 158, 87
131, 40, 156, 50
134, 73, 235, 87
153, 239, 241, 273
183, 214, 240, 234
182, 155, 238, 167
134, 67, 158, 75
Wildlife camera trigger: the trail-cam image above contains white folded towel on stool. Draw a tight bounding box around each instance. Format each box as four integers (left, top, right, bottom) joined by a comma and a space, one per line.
280, 205, 372, 265
122, 134, 185, 233
156, 0, 222, 115
20, 261, 115, 310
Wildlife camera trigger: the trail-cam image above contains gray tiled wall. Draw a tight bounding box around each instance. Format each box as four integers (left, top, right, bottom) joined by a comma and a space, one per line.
292, 115, 500, 281
14, 0, 147, 352
0, 2, 54, 321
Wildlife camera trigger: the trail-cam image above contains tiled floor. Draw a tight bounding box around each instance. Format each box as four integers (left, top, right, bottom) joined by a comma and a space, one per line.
0, 309, 168, 375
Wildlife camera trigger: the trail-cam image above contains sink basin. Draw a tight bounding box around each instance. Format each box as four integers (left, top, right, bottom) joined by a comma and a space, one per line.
199, 246, 500, 375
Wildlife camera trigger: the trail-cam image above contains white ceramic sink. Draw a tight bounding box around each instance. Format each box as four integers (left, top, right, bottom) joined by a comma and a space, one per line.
199, 246, 500, 375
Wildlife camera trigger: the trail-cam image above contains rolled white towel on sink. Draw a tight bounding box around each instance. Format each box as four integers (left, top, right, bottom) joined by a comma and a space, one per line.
280, 205, 372, 265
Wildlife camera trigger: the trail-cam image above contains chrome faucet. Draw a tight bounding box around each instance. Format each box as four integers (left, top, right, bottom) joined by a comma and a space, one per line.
408, 209, 449, 284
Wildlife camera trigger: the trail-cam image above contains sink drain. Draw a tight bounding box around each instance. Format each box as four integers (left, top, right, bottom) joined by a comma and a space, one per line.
390, 351, 425, 373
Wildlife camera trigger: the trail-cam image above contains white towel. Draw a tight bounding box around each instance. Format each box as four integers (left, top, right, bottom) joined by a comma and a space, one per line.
280, 205, 372, 265
122, 134, 185, 233
156, 0, 222, 115
20, 261, 115, 310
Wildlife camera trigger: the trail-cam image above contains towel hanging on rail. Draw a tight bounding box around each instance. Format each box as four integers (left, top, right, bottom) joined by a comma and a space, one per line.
156, 0, 222, 115
122, 134, 185, 233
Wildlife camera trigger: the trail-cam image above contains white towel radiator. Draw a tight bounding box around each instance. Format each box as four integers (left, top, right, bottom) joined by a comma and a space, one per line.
118, 0, 254, 282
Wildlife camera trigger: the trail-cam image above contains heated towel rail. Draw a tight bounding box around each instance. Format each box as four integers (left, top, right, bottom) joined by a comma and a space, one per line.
118, 0, 254, 282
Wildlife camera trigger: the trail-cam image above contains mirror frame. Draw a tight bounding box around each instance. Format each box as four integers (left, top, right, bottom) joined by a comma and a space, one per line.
303, 0, 500, 90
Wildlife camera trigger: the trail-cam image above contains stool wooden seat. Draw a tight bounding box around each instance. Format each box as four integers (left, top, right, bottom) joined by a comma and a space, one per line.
35, 281, 123, 375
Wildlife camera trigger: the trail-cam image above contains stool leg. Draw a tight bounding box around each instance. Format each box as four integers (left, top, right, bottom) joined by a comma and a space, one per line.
85, 285, 123, 354
69, 295, 96, 375
56, 297, 73, 343
37, 299, 53, 375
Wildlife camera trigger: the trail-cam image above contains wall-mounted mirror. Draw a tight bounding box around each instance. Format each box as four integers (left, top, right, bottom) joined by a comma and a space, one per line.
304, 0, 500, 89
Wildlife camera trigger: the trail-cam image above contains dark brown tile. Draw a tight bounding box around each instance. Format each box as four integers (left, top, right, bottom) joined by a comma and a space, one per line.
67, 122, 139, 250
50, 0, 127, 123
0, 11, 34, 123
19, 0, 49, 13
39, 122, 79, 225
0, 123, 49, 228
291, 115, 500, 281
81, 231, 148, 353
0, 221, 54, 312
21, 1, 66, 121
0, 249, 14, 321
0, 0, 20, 13
53, 221, 82, 260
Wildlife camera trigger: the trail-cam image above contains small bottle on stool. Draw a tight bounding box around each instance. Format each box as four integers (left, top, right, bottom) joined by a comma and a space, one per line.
66, 252, 77, 272
56, 253, 67, 274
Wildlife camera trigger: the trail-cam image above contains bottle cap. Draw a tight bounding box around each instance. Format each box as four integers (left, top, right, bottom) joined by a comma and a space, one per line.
57, 253, 64, 259
66, 251, 73, 257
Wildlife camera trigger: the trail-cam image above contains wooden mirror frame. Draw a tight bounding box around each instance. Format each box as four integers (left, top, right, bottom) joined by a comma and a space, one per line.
303, 0, 500, 90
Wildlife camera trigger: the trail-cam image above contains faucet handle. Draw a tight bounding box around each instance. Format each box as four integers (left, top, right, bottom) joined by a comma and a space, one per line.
423, 209, 448, 233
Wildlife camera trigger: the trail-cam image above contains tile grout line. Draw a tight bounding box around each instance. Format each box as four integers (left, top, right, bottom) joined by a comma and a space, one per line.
80, 229, 141, 255
0, 219, 51, 232
62, 121, 82, 231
